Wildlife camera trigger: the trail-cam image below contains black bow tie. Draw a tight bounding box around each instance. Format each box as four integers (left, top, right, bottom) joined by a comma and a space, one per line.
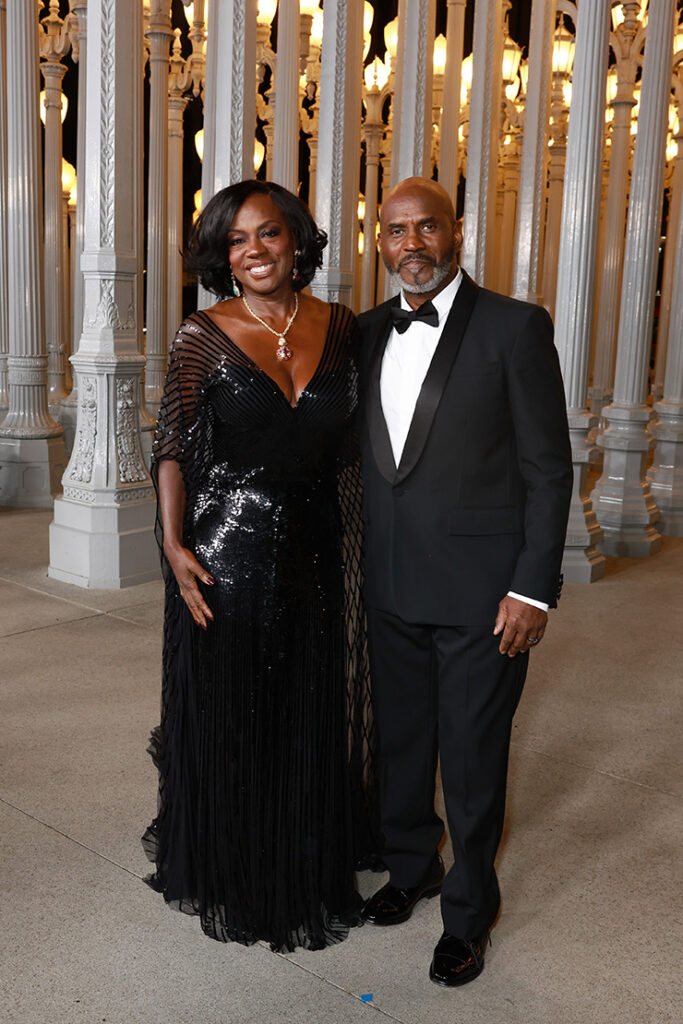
390, 300, 439, 334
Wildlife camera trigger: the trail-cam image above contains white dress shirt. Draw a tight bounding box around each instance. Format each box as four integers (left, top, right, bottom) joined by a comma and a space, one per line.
379, 271, 549, 614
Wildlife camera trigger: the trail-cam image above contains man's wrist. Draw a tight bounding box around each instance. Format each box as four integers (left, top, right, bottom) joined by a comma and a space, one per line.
507, 591, 549, 613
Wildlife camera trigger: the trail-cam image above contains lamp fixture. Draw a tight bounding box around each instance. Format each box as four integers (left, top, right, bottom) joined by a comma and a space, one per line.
433, 34, 447, 78
552, 22, 575, 77
257, 0, 277, 27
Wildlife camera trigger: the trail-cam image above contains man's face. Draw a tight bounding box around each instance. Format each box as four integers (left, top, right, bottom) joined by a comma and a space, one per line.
379, 186, 462, 296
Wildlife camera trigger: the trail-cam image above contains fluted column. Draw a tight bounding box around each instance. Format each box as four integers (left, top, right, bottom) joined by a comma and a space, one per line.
167, 31, 189, 341
272, 0, 299, 192
0, 0, 66, 507
61, 185, 72, 393
649, 148, 683, 534
653, 120, 683, 400
511, 0, 555, 304
375, 121, 392, 301
197, 0, 257, 310
360, 107, 382, 312
49, 0, 156, 589
135, 0, 154, 467
390, 0, 436, 187
60, 0, 88, 455
498, 142, 519, 295
591, 0, 677, 557
40, 1, 71, 412
311, 0, 363, 307
438, 0, 466, 203
144, 0, 172, 416
461, 0, 504, 286
553, 0, 609, 583
0, 1, 9, 411
590, 10, 642, 422
541, 78, 570, 317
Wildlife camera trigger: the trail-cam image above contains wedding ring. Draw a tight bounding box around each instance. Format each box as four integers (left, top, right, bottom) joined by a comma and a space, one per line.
528, 637, 540, 645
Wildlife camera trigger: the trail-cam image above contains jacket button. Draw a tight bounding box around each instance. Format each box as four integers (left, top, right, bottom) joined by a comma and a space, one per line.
395, 487, 405, 497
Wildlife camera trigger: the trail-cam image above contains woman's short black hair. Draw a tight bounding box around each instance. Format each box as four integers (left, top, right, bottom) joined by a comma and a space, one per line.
185, 179, 327, 299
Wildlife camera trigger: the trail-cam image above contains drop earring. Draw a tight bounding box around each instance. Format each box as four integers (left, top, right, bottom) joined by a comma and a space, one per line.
229, 269, 241, 297
292, 249, 301, 283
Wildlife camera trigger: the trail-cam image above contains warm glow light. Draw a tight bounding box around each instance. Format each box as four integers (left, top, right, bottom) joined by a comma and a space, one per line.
461, 53, 473, 91
40, 90, 68, 125
254, 138, 265, 173
364, 55, 390, 92
61, 158, 76, 195
433, 34, 447, 77
675, 23, 683, 54
310, 9, 323, 47
505, 78, 520, 102
257, 0, 277, 26
364, 1, 374, 36
195, 128, 204, 162
358, 231, 365, 255
552, 23, 575, 76
502, 36, 522, 84
358, 196, 366, 222
69, 184, 77, 206
669, 105, 679, 134
631, 85, 641, 135
667, 136, 678, 162
384, 16, 398, 60
606, 68, 618, 104
562, 80, 572, 108
299, 0, 319, 16
192, 188, 202, 224
182, 2, 195, 25
519, 60, 529, 96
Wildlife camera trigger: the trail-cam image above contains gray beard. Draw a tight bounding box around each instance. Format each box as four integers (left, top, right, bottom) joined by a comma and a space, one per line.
385, 253, 454, 295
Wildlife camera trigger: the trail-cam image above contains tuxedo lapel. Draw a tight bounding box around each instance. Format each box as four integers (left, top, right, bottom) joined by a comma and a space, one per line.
366, 299, 400, 483
395, 271, 479, 485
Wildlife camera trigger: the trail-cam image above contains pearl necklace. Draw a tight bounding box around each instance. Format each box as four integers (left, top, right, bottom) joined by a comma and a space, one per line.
241, 292, 299, 362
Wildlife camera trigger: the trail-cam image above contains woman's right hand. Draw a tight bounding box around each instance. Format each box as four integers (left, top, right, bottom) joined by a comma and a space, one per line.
164, 544, 215, 629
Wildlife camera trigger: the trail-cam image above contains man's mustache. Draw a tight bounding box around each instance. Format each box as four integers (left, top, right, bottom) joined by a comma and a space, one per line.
399, 255, 435, 267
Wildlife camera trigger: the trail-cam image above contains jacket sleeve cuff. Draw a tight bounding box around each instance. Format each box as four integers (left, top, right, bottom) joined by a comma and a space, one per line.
507, 591, 549, 613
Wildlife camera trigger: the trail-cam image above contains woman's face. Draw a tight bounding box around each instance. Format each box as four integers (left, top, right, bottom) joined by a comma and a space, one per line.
227, 193, 297, 297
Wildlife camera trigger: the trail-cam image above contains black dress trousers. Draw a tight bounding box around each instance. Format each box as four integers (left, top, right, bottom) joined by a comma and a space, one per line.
366, 606, 528, 941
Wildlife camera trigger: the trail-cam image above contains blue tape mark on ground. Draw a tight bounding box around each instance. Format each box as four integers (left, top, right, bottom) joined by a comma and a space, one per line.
361, 994, 374, 1002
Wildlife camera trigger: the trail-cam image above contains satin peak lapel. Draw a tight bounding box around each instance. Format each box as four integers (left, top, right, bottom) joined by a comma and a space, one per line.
367, 299, 400, 483
395, 272, 479, 485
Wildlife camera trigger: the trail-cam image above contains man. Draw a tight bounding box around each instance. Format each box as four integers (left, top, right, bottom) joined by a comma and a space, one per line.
357, 177, 572, 987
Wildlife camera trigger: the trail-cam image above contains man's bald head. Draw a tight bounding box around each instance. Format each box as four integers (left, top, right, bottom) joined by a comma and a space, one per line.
380, 177, 457, 229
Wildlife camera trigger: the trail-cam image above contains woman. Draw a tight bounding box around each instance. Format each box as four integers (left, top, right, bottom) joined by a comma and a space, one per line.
142, 180, 378, 952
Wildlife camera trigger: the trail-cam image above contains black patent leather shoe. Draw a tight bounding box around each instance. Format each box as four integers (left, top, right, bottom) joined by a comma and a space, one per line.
361, 855, 444, 926
429, 930, 490, 987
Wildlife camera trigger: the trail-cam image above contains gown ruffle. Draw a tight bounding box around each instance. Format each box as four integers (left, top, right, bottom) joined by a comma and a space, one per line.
142, 303, 379, 952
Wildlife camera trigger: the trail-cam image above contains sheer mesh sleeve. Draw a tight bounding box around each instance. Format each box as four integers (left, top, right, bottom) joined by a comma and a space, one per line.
337, 318, 382, 865
151, 316, 222, 573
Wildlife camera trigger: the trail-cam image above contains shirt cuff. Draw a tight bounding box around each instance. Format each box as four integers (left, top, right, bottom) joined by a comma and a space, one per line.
507, 591, 549, 613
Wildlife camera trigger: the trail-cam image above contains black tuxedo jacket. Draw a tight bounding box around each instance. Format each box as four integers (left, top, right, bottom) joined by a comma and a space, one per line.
357, 271, 573, 627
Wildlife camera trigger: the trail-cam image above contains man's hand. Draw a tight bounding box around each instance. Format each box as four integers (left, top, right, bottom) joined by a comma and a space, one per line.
493, 595, 548, 657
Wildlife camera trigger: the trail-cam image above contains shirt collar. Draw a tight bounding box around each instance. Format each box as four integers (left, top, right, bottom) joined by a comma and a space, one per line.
399, 267, 463, 324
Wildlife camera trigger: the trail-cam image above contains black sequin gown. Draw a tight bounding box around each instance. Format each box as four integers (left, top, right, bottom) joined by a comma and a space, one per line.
142, 303, 378, 952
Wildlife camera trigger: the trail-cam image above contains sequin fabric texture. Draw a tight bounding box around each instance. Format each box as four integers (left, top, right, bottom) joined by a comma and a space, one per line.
142, 303, 379, 952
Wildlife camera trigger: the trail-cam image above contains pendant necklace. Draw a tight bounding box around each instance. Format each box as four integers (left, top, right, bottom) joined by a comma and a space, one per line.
241, 292, 299, 361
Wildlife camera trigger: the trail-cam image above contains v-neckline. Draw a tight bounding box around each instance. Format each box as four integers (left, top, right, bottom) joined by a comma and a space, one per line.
200, 305, 335, 409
